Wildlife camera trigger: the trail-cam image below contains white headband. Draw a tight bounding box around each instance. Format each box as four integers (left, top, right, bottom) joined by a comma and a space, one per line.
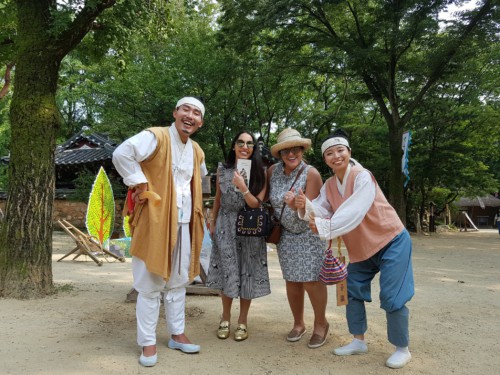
321, 137, 350, 155
176, 97, 205, 117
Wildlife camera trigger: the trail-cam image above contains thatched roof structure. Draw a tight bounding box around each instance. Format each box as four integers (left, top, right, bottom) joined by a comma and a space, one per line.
455, 195, 500, 208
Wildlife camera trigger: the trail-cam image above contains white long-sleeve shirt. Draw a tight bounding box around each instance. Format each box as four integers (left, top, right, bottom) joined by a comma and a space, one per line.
300, 162, 376, 240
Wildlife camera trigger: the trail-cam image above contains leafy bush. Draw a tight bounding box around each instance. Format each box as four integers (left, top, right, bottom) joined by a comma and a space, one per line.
68, 168, 126, 202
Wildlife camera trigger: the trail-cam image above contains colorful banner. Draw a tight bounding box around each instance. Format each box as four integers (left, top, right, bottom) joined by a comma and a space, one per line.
86, 166, 115, 245
401, 131, 411, 187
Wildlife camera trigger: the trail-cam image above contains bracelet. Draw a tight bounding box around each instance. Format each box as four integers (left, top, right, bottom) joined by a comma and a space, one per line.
242, 189, 250, 196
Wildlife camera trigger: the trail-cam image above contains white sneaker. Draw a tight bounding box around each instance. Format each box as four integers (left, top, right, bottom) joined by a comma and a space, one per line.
333, 338, 368, 356
386, 347, 411, 369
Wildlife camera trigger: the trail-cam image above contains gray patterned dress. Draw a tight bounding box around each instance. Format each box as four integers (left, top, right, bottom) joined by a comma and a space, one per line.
206, 164, 271, 299
269, 161, 326, 282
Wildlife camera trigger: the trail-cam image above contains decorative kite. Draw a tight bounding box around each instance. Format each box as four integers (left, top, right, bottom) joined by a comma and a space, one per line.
85, 166, 115, 246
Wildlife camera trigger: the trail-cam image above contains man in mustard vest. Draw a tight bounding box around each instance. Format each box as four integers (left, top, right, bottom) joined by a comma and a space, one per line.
113, 96, 207, 367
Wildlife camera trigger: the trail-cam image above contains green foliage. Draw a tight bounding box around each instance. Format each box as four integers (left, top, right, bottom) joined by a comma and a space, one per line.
67, 168, 95, 202
0, 0, 16, 66
69, 168, 126, 202
50, 0, 499, 228
405, 32, 500, 219
428, 187, 454, 208
0, 88, 11, 168
57, 56, 97, 140
216, 0, 499, 218
0, 164, 8, 191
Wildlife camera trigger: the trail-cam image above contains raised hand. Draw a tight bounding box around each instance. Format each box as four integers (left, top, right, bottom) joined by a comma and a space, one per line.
284, 187, 296, 208
295, 188, 307, 209
232, 170, 247, 191
132, 183, 148, 205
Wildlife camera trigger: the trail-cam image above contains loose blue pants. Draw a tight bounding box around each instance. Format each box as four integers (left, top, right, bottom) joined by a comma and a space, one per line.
346, 229, 414, 347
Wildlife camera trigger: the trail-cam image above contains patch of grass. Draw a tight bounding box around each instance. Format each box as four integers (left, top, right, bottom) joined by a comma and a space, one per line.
54, 283, 75, 294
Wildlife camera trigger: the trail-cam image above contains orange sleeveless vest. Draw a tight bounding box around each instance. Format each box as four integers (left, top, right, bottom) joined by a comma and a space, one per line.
129, 127, 205, 281
325, 166, 404, 263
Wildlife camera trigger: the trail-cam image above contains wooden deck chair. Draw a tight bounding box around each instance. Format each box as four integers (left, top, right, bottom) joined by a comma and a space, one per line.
57, 219, 125, 266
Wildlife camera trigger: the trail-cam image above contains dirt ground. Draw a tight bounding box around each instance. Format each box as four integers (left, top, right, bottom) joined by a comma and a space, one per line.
1, 229, 499, 375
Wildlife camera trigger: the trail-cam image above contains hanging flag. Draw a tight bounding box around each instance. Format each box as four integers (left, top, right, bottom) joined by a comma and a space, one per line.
401, 131, 412, 187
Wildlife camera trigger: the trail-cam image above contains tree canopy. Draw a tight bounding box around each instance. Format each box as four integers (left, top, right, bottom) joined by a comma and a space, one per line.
0, 0, 173, 299
217, 0, 499, 219
0, 0, 498, 298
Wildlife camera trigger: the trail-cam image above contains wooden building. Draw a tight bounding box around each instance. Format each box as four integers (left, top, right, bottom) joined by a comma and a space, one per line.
454, 195, 500, 228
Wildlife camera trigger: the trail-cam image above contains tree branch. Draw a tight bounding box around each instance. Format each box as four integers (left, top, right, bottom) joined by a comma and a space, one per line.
346, 1, 367, 48
362, 72, 393, 128
299, 2, 338, 40
0, 62, 15, 99
52, 0, 117, 59
402, 0, 494, 124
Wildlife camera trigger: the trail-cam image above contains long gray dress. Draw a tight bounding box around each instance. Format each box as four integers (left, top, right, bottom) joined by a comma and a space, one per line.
269, 161, 326, 282
206, 164, 271, 299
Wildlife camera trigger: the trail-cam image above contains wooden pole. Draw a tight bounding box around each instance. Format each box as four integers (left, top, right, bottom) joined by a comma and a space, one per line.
336, 237, 348, 306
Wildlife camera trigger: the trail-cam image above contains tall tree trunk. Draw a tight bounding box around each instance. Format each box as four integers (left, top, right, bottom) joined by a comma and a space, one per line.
0, 1, 59, 298
363, 71, 407, 223
0, 0, 117, 298
387, 119, 406, 223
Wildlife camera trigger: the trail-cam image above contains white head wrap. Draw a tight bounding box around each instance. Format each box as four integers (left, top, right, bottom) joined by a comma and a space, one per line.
321, 136, 350, 155
176, 97, 205, 118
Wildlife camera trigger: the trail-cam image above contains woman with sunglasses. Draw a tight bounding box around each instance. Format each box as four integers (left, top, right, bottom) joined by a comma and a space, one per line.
207, 131, 270, 341
267, 128, 329, 348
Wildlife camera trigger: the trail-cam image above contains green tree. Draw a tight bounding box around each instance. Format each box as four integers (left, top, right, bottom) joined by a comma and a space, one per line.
55, 0, 369, 175
218, 0, 498, 220
49, 0, 498, 235
407, 39, 500, 225
0, 0, 167, 299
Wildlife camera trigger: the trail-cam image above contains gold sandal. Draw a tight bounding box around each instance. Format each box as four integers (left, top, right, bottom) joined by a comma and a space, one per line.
217, 320, 230, 339
234, 323, 248, 341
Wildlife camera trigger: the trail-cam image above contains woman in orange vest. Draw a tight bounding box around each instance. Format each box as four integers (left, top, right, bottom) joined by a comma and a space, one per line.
295, 129, 414, 369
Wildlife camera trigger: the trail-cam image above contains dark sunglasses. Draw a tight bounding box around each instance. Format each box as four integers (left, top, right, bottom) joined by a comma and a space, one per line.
279, 146, 303, 156
236, 140, 255, 148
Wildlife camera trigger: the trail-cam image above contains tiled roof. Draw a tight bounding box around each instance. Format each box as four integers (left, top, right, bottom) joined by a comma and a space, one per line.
55, 145, 115, 165
55, 128, 117, 165
58, 128, 117, 149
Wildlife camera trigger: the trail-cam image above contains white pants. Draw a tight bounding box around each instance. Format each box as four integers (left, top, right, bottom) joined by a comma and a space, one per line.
132, 224, 192, 347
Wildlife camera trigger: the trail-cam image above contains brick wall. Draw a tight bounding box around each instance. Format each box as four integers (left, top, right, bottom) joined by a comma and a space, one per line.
0, 198, 213, 237
0, 199, 126, 237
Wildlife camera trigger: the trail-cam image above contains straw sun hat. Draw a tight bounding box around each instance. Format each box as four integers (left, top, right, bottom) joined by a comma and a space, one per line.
270, 128, 312, 158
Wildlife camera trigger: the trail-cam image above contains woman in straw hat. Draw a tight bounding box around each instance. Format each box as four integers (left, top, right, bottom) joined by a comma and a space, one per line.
294, 129, 414, 369
268, 128, 329, 349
